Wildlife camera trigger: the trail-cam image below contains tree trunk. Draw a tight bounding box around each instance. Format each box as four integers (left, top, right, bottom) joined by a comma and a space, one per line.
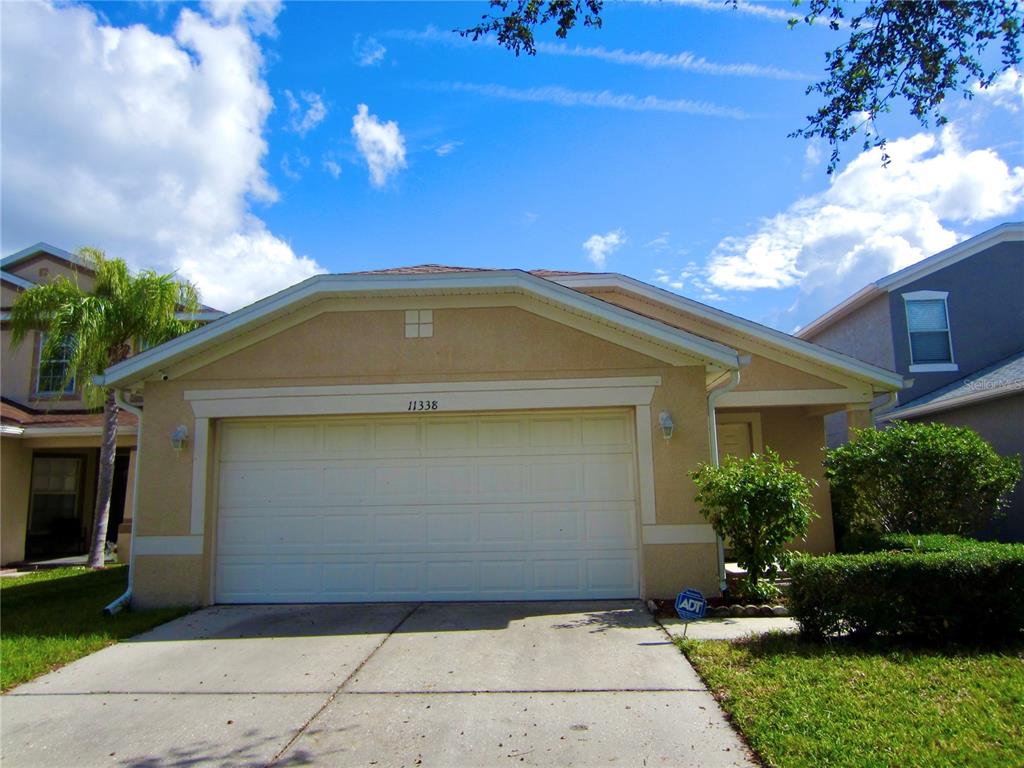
87, 389, 119, 569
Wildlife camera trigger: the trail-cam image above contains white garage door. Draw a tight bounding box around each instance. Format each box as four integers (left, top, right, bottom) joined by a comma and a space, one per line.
214, 409, 640, 602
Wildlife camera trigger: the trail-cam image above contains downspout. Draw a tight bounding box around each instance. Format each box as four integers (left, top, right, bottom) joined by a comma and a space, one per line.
104, 389, 142, 615
870, 389, 900, 424
706, 356, 749, 594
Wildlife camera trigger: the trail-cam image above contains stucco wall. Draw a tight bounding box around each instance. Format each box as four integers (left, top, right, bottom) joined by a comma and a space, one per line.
805, 293, 896, 372
905, 393, 1024, 542
757, 406, 835, 553
1, 437, 32, 564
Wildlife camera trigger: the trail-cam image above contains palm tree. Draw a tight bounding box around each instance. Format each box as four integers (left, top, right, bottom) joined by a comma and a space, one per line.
10, 248, 200, 568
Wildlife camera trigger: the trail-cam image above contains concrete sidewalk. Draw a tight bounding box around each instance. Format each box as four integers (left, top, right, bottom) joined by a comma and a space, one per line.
1, 602, 756, 767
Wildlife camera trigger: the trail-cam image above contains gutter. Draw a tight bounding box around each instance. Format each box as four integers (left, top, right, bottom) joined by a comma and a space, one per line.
706, 356, 749, 594
104, 390, 142, 615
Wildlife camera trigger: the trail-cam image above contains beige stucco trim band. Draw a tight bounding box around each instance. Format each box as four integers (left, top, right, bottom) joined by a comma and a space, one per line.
189, 418, 209, 536
641, 524, 718, 545
186, 378, 661, 419
717, 387, 873, 408
134, 536, 204, 556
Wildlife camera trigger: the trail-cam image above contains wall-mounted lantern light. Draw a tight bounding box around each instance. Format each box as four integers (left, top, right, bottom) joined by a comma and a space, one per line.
658, 411, 674, 441
170, 425, 189, 453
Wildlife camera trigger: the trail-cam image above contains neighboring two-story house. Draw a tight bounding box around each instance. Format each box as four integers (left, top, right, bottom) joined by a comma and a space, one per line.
0, 243, 222, 566
798, 222, 1024, 540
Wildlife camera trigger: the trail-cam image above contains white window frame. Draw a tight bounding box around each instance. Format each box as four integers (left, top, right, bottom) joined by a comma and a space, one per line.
903, 291, 957, 372
35, 333, 77, 395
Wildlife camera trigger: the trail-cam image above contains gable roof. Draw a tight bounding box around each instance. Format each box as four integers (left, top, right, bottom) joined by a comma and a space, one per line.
550, 272, 904, 391
797, 222, 1024, 340
879, 350, 1024, 421
1, 242, 95, 273
97, 269, 741, 388
1, 270, 35, 291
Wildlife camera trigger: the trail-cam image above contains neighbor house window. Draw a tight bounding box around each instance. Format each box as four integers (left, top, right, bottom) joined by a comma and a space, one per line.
36, 334, 76, 395
903, 291, 955, 370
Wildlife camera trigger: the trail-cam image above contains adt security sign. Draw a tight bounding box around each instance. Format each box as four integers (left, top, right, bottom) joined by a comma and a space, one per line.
675, 588, 707, 621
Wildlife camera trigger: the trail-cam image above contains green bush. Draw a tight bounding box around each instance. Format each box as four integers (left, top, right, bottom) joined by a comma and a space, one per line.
692, 449, 816, 589
825, 421, 1021, 536
789, 543, 1024, 642
841, 532, 991, 554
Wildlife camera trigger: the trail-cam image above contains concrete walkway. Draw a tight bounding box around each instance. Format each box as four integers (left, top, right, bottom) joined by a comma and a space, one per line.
1, 602, 755, 767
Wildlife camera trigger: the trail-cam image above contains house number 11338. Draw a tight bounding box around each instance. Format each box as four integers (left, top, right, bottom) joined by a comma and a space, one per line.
407, 400, 439, 411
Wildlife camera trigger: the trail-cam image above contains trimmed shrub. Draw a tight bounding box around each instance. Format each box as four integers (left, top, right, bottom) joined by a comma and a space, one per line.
789, 543, 1024, 642
840, 532, 991, 554
692, 449, 816, 590
825, 421, 1022, 536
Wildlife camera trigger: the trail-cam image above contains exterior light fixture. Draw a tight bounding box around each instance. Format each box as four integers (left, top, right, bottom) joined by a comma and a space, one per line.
170, 425, 189, 453
658, 411, 674, 441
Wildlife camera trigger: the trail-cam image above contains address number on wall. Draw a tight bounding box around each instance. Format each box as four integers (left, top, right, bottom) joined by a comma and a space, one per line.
407, 400, 440, 411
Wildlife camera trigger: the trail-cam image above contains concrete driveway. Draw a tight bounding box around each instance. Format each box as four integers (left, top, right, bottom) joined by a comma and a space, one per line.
1, 601, 754, 767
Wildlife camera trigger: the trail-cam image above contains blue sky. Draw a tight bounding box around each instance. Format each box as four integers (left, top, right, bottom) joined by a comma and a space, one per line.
2, 1, 1022, 329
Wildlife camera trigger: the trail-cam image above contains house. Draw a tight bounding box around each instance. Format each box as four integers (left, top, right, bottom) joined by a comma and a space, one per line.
93, 265, 902, 607
797, 222, 1024, 540
0, 243, 223, 567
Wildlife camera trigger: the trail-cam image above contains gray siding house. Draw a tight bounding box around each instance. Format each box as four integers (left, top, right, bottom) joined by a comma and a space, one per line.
798, 222, 1024, 541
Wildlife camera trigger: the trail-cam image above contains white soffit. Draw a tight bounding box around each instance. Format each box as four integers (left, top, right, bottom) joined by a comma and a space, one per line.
554, 273, 904, 391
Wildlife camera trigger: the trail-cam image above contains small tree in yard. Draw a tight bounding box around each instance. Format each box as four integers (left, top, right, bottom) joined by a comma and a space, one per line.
9, 248, 200, 569
692, 450, 817, 601
825, 421, 1022, 537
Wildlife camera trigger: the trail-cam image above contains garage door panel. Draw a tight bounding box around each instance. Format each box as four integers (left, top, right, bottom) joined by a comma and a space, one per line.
215, 409, 640, 603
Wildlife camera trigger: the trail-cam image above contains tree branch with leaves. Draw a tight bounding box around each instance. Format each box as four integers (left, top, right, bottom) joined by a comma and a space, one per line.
459, 0, 1022, 173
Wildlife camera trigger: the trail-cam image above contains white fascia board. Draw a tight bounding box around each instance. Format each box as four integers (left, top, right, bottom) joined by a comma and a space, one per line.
1, 242, 92, 272
175, 310, 227, 322
877, 222, 1024, 292
0, 270, 36, 290
97, 270, 740, 387
794, 284, 883, 340
0, 424, 25, 436
798, 222, 1024, 339
554, 273, 904, 391
879, 384, 1021, 421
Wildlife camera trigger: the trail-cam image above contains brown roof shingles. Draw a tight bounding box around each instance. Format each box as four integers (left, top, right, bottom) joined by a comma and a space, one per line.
1, 398, 137, 430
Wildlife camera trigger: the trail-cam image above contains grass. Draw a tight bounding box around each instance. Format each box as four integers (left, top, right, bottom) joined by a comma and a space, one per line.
677, 632, 1024, 768
1, 566, 190, 691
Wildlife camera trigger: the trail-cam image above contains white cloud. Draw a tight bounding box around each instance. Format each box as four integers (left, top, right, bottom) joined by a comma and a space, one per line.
200, 0, 282, 36
654, 263, 723, 301
535, 42, 809, 81
285, 89, 327, 136
973, 68, 1024, 112
443, 82, 749, 119
322, 157, 342, 179
351, 104, 407, 187
658, 0, 793, 21
0, 0, 323, 311
435, 141, 462, 157
704, 126, 1024, 324
353, 34, 386, 67
582, 230, 626, 269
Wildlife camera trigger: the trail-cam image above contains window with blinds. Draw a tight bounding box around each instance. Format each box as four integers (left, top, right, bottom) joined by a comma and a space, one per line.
905, 297, 953, 364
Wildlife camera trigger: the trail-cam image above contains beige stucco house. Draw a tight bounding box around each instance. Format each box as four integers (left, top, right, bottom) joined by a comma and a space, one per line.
1, 244, 140, 566
93, 265, 903, 608
1, 243, 222, 567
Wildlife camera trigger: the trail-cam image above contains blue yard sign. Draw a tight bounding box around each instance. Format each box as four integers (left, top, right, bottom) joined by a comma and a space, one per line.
675, 588, 707, 621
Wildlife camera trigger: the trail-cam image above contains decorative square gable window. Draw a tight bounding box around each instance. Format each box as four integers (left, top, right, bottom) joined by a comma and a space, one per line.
36, 333, 77, 395
903, 291, 956, 372
405, 309, 433, 338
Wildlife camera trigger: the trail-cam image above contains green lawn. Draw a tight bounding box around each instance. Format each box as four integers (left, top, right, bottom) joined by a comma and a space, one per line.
1, 566, 190, 692
678, 633, 1024, 768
